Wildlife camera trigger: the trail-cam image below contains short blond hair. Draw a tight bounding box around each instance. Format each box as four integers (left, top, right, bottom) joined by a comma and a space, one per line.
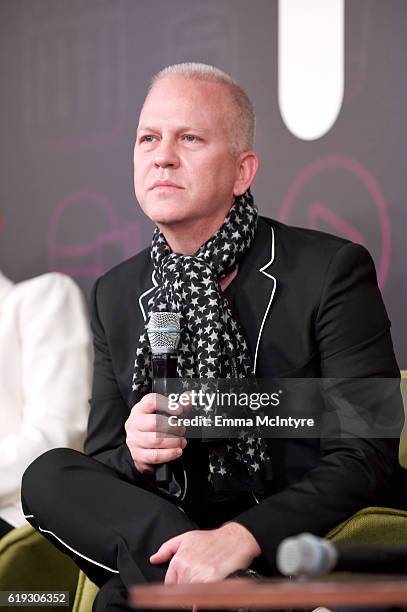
150, 62, 256, 155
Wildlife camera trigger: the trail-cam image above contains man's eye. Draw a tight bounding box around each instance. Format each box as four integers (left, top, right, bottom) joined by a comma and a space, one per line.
140, 135, 156, 143
182, 134, 198, 142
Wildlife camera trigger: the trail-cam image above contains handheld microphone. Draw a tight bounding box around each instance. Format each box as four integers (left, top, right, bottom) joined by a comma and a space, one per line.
146, 312, 181, 486
277, 532, 407, 577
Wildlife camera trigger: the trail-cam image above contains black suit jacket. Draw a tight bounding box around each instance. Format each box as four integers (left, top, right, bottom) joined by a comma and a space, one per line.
85, 216, 403, 570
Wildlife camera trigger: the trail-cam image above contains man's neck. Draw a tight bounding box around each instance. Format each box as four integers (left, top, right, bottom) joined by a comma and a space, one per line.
160, 232, 203, 255
156, 207, 233, 255
219, 266, 238, 291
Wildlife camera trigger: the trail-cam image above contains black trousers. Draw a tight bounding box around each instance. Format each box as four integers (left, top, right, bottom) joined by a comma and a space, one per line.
0, 517, 14, 538
21, 448, 267, 612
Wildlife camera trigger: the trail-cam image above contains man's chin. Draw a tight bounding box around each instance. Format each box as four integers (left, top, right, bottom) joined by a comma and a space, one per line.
141, 203, 193, 228
152, 215, 193, 228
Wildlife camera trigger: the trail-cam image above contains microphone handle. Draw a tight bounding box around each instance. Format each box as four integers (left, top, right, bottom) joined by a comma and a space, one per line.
152, 352, 178, 485
335, 542, 407, 574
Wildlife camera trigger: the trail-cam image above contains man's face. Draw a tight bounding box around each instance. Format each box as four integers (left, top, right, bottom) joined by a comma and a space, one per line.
133, 76, 241, 231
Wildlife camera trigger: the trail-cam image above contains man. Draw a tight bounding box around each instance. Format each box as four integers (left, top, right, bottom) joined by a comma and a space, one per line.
21, 63, 402, 611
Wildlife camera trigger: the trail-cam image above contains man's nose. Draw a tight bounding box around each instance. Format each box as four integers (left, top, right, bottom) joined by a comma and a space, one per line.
153, 139, 180, 169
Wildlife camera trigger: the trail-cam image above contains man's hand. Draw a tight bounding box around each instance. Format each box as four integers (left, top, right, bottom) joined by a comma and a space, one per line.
125, 393, 188, 475
149, 522, 261, 584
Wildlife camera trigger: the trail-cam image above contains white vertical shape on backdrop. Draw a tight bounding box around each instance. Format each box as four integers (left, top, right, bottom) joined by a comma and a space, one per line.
278, 0, 344, 140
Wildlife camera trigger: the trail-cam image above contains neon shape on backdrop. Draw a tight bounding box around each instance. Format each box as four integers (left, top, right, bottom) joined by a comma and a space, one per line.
47, 191, 140, 280
279, 155, 391, 290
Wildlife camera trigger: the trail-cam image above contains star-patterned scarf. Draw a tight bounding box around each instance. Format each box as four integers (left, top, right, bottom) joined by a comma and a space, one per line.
132, 190, 273, 494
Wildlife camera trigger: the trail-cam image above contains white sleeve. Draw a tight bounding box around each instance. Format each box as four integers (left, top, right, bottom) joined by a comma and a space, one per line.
0, 273, 92, 507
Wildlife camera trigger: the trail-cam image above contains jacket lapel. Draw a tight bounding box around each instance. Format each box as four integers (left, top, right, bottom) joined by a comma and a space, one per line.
138, 269, 157, 322
232, 218, 277, 374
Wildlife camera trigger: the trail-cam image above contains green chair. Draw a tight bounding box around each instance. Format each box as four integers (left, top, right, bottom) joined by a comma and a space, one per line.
0, 523, 79, 611
72, 571, 99, 612
70, 373, 407, 611
327, 505, 407, 543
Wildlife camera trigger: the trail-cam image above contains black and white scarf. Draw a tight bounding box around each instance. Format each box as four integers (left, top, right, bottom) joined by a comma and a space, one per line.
132, 191, 273, 494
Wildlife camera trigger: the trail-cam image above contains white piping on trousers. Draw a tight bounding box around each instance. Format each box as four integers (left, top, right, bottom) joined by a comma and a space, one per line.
24, 514, 119, 574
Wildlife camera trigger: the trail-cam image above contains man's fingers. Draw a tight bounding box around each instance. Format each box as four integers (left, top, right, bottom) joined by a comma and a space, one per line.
141, 447, 184, 465
131, 413, 157, 432
132, 393, 165, 414
135, 392, 190, 416
149, 546, 171, 564
133, 412, 185, 436
150, 535, 182, 565
155, 413, 187, 436
136, 431, 187, 450
131, 393, 183, 416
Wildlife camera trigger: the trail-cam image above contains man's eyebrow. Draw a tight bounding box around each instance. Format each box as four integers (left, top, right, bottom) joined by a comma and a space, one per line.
137, 125, 158, 133
136, 125, 207, 133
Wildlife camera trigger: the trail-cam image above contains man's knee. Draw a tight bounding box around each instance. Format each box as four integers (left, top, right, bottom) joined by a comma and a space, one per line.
21, 447, 84, 512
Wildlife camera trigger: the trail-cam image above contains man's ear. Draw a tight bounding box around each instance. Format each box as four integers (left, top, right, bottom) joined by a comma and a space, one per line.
233, 151, 259, 197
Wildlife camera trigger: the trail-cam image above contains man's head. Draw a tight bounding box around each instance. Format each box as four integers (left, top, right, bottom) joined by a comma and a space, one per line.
133, 62, 259, 252
149, 63, 256, 156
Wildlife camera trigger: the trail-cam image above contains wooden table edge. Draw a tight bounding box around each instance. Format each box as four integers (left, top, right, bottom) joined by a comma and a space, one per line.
130, 577, 407, 609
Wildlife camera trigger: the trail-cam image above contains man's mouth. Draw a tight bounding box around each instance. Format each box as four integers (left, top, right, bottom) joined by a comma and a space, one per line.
149, 180, 184, 190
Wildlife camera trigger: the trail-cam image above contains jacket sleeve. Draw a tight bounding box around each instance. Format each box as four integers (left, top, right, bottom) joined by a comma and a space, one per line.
84, 277, 148, 485
0, 273, 92, 509
234, 242, 404, 571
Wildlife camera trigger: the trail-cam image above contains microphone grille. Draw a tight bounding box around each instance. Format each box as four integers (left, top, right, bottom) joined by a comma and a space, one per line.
277, 533, 336, 577
146, 312, 181, 354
